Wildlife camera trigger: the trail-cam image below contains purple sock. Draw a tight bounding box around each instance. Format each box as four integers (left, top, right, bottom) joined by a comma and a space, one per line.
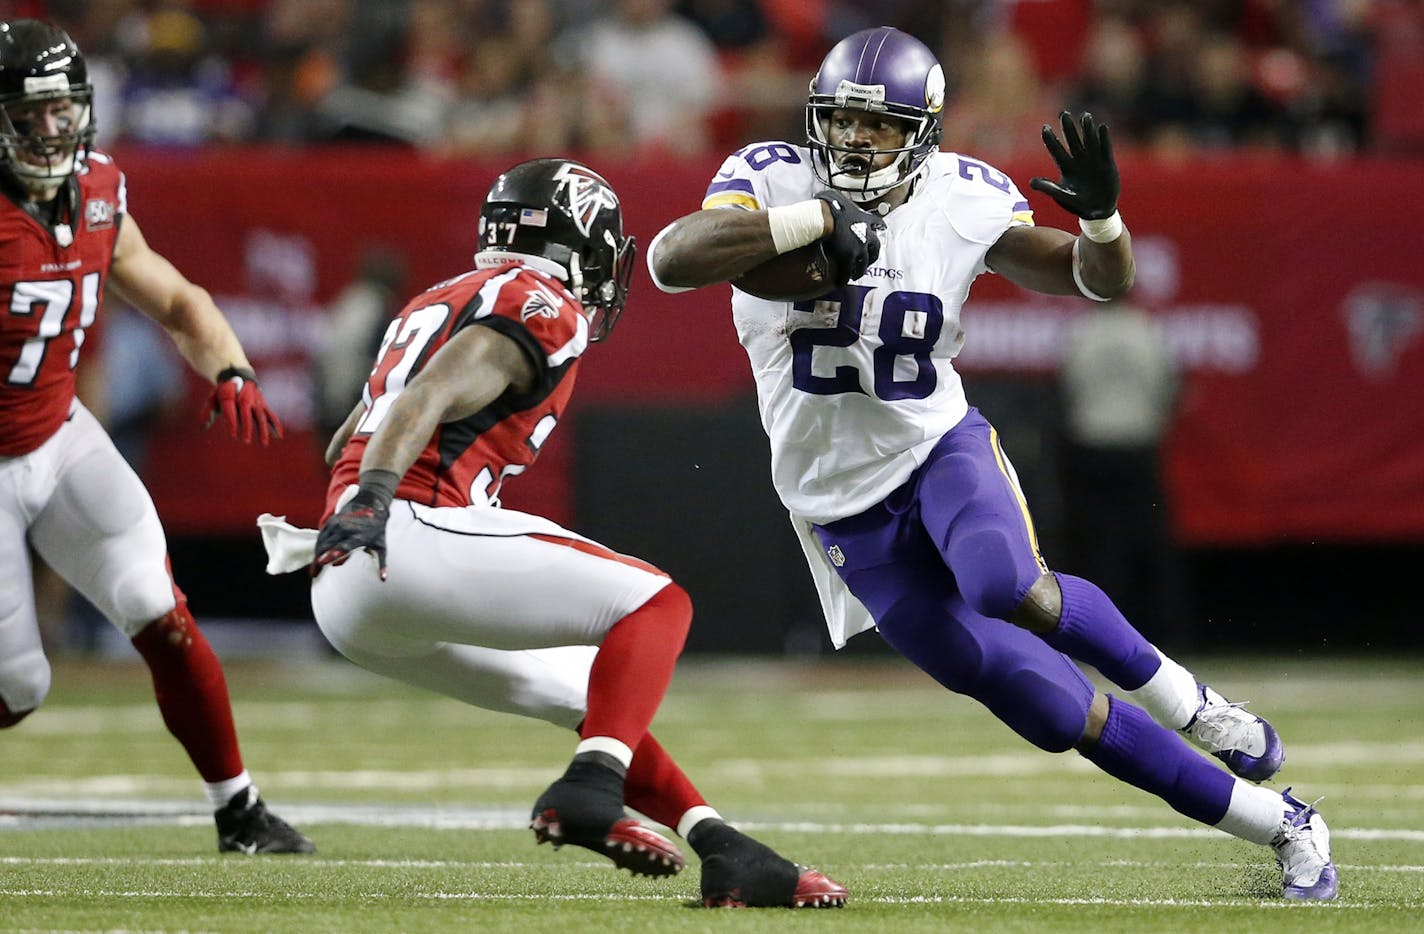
1043, 574, 1160, 690
1081, 696, 1236, 826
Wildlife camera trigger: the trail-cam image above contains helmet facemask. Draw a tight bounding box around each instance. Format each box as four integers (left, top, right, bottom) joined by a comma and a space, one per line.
0, 77, 94, 194
581, 227, 636, 343
806, 94, 941, 202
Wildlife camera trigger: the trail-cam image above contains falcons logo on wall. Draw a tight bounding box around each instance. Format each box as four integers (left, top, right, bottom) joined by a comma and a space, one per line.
553, 163, 619, 237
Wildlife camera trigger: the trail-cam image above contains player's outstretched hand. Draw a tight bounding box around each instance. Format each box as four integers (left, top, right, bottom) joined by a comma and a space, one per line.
204, 366, 284, 445
814, 190, 884, 285
312, 490, 391, 579
1029, 112, 1119, 220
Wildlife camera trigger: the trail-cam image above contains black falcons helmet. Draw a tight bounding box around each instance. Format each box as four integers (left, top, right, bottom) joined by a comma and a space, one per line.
0, 19, 95, 189
476, 158, 636, 342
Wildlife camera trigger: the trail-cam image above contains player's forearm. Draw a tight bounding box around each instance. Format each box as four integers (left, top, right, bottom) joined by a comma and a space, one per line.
1077, 229, 1135, 299
652, 209, 812, 289
159, 285, 255, 382
358, 386, 444, 484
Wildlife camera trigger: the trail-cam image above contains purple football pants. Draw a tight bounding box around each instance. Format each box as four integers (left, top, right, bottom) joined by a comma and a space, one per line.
813, 409, 1234, 824
815, 409, 1133, 752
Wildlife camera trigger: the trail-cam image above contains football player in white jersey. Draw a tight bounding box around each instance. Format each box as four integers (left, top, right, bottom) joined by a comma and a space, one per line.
648, 26, 1336, 900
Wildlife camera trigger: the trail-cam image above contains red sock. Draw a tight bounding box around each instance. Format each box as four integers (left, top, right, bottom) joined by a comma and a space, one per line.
129, 598, 244, 782
621, 732, 708, 830
581, 582, 691, 750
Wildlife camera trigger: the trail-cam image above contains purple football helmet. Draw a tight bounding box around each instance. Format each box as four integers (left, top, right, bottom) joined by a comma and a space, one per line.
806, 27, 945, 202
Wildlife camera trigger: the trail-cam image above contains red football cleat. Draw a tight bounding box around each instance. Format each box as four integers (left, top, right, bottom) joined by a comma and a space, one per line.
697, 824, 850, 908
530, 765, 686, 878
791, 867, 849, 908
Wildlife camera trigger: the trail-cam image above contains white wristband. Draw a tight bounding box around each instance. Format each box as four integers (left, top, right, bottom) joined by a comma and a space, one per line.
1078, 210, 1124, 243
1072, 237, 1111, 302
767, 200, 826, 254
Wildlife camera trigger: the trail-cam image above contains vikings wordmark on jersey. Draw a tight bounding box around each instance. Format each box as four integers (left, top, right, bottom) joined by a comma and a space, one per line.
702, 143, 1034, 525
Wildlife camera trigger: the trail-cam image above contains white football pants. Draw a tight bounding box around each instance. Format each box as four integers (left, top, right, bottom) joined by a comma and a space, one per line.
309, 499, 671, 729
0, 403, 177, 711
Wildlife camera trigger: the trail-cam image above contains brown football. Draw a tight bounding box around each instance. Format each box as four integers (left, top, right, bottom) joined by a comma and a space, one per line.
732, 243, 839, 302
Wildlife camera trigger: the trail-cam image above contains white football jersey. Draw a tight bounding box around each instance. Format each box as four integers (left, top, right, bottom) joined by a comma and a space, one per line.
698, 143, 1034, 524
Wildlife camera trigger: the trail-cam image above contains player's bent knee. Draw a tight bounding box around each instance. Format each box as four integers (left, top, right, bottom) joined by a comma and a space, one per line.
954, 531, 1036, 621
640, 582, 693, 630
1010, 572, 1062, 634
108, 568, 184, 638
1075, 693, 1112, 749
130, 604, 196, 654
0, 649, 52, 722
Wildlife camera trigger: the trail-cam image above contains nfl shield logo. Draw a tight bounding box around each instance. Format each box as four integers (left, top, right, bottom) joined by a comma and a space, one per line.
827, 545, 845, 567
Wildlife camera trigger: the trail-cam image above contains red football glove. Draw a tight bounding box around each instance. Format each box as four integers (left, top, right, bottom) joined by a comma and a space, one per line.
204, 366, 283, 445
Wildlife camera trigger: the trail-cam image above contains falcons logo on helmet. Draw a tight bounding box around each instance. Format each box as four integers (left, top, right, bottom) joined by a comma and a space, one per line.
553, 162, 619, 237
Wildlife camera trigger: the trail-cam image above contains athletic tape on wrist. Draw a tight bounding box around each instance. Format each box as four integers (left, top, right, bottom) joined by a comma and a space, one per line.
356, 468, 400, 509
767, 200, 826, 254
1078, 210, 1124, 243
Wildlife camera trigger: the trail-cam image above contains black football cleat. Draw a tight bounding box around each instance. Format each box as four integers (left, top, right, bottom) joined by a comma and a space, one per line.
693, 821, 847, 908
215, 787, 315, 855
530, 759, 685, 877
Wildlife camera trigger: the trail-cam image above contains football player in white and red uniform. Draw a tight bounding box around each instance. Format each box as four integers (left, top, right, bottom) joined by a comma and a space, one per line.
0, 20, 311, 854
272, 158, 846, 907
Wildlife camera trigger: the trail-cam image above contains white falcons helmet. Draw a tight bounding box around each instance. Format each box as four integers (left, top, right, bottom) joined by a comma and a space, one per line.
806, 26, 945, 202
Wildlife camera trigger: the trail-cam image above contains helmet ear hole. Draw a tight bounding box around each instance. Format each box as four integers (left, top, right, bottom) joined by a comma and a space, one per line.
475, 158, 633, 341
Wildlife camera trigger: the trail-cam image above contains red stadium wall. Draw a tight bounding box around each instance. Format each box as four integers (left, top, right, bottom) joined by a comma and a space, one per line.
111, 147, 1424, 546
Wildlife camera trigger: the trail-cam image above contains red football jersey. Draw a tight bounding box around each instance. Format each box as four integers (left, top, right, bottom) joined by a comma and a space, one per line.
324, 260, 588, 520
0, 151, 126, 456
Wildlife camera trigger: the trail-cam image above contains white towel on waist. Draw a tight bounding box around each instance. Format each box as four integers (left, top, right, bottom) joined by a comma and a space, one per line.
257, 513, 319, 575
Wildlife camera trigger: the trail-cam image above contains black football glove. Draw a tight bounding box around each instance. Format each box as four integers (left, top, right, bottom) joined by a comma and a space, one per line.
814, 190, 884, 285
312, 470, 399, 579
1029, 112, 1120, 220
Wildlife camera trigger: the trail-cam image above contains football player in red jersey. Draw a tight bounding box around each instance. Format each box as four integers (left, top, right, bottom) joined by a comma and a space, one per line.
264, 158, 846, 907
0, 20, 312, 854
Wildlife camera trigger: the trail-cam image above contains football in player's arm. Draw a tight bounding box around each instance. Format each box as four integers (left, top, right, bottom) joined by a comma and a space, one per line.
0, 19, 308, 854
647, 25, 1336, 902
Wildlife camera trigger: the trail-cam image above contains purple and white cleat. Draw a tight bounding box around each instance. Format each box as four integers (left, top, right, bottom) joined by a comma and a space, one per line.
1272, 787, 1338, 900
1180, 684, 1285, 782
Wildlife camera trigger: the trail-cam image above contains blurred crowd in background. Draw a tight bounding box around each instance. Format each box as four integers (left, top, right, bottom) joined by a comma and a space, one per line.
16, 0, 1423, 656
15, 0, 1424, 161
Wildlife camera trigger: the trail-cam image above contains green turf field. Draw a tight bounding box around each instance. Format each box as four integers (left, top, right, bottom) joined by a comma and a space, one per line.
1, 652, 1420, 932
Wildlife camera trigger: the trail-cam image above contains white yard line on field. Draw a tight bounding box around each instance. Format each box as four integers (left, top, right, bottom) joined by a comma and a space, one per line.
3, 854, 1420, 873
3, 797, 1424, 841
0, 886, 1416, 910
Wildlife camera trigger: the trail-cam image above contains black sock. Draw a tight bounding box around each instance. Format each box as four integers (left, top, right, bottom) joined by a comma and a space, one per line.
567, 750, 628, 784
